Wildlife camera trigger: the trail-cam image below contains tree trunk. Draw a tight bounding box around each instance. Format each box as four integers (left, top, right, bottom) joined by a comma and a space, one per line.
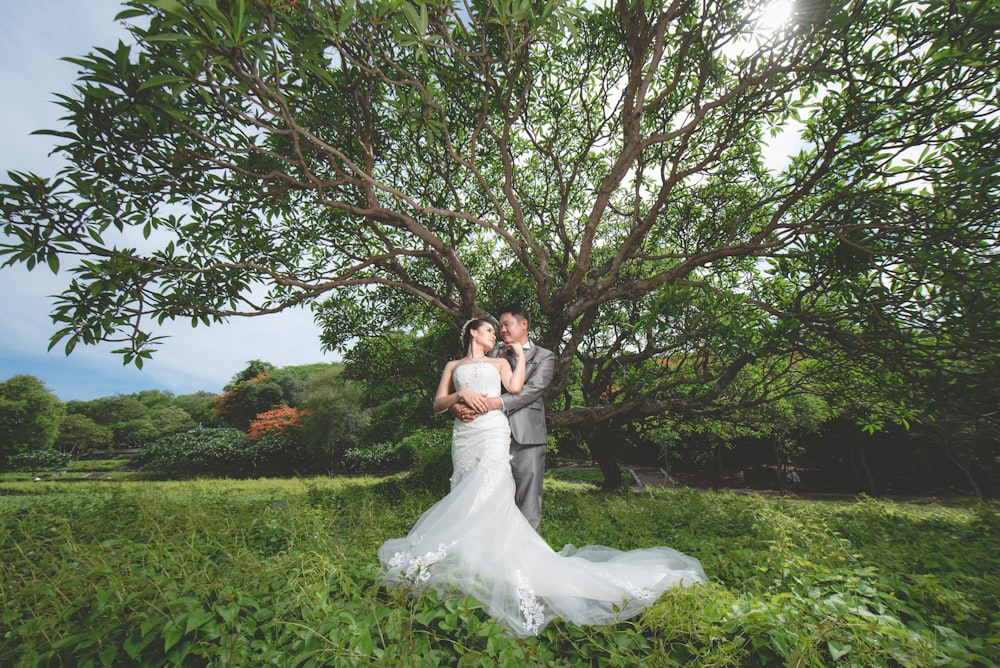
945, 451, 984, 499
587, 425, 624, 490
772, 440, 787, 496
846, 439, 863, 490
710, 444, 724, 490
851, 436, 879, 495
936, 429, 984, 500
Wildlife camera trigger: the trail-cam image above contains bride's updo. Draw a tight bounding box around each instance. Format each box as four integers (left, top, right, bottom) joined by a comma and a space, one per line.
461, 318, 492, 356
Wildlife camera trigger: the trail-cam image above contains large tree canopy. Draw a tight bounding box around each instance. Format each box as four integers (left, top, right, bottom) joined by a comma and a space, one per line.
2, 0, 998, 445
0, 375, 65, 463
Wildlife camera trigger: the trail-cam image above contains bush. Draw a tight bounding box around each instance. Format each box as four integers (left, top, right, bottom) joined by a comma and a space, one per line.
132, 428, 325, 477
341, 427, 451, 475
402, 430, 453, 496
243, 433, 325, 475
6, 449, 71, 472
340, 442, 401, 472
131, 429, 249, 476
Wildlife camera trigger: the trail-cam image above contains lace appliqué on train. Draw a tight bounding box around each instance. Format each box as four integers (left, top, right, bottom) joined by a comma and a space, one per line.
388, 542, 452, 585
514, 570, 545, 635
596, 569, 655, 602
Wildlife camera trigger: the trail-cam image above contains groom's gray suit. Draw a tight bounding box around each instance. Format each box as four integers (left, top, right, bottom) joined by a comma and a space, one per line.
491, 341, 555, 532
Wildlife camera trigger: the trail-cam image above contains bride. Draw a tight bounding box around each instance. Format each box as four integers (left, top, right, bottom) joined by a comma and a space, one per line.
377, 318, 706, 637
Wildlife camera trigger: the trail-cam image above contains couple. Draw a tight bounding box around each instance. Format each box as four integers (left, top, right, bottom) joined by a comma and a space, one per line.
377, 306, 706, 638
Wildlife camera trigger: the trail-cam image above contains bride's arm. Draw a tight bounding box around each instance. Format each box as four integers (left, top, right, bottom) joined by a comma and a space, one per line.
499, 346, 526, 394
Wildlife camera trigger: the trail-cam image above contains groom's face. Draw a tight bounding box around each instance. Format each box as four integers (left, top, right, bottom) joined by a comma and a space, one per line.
498, 313, 528, 345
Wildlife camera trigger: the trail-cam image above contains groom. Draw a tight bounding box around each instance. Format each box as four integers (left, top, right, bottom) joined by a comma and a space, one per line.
453, 305, 554, 532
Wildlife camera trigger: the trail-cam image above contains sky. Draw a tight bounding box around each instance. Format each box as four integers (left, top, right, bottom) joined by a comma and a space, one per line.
0, 1, 333, 401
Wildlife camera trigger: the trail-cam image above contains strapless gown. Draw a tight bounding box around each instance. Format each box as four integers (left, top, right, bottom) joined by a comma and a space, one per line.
377, 361, 706, 637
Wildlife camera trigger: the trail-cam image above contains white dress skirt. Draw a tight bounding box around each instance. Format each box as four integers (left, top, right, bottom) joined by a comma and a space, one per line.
377, 362, 706, 637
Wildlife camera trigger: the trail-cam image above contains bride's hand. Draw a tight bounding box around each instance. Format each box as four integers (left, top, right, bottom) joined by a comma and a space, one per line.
507, 342, 525, 357
457, 390, 489, 414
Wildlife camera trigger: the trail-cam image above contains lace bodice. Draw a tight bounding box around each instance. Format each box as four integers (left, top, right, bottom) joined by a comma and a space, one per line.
449, 361, 510, 490
452, 360, 501, 396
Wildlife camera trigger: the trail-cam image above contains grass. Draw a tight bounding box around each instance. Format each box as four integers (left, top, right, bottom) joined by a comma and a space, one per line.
0, 458, 141, 484
546, 465, 607, 486
1, 470, 997, 667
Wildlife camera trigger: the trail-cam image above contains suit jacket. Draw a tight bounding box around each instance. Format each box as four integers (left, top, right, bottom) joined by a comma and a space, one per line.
490, 341, 555, 445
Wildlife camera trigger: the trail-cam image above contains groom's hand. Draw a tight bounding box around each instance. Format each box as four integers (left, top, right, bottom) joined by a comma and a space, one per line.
450, 403, 479, 422
452, 404, 478, 422
450, 396, 502, 422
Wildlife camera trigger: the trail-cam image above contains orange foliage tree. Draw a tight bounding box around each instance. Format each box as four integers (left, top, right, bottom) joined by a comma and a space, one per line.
245, 406, 308, 442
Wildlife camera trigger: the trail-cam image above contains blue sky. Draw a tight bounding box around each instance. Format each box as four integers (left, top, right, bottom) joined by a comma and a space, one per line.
0, 1, 332, 401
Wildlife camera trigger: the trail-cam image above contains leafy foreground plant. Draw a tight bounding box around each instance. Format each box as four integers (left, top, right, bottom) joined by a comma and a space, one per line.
1, 477, 995, 667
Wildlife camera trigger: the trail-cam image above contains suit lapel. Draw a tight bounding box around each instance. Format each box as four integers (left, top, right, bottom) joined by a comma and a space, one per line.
523, 340, 537, 365
493, 341, 537, 369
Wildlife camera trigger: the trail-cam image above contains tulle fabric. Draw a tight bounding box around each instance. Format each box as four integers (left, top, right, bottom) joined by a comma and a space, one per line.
377, 362, 706, 637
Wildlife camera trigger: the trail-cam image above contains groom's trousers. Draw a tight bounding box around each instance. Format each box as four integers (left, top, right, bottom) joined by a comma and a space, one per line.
511, 440, 545, 533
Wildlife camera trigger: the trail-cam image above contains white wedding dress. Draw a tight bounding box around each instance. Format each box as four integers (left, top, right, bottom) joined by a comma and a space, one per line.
377, 361, 706, 637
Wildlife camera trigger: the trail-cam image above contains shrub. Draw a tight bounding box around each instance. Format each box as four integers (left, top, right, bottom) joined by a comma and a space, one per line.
341, 427, 450, 475
340, 441, 400, 472
131, 428, 249, 476
6, 449, 71, 472
132, 428, 324, 477
243, 433, 324, 476
403, 431, 452, 496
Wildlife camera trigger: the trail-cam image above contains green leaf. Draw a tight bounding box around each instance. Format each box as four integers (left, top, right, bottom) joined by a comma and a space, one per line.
162, 622, 184, 651
828, 639, 851, 660
184, 609, 215, 634
123, 630, 158, 660
137, 74, 190, 92
147, 0, 186, 14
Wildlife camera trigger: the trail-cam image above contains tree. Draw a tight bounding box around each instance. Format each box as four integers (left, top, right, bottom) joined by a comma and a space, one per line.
65, 392, 196, 447
214, 362, 304, 430
132, 389, 176, 410
54, 413, 113, 455
296, 364, 371, 463
246, 405, 308, 441
70, 395, 147, 428
172, 390, 220, 428
113, 418, 160, 447
0, 375, 65, 466
147, 405, 197, 436
225, 360, 276, 388
2, 1, 997, 481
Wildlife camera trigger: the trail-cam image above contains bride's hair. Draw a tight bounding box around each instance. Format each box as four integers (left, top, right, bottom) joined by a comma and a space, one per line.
461, 318, 492, 355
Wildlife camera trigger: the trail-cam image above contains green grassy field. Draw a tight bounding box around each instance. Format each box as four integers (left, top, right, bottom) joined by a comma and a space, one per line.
1, 465, 997, 666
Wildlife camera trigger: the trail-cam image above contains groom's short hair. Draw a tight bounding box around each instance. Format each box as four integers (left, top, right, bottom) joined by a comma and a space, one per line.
498, 304, 530, 323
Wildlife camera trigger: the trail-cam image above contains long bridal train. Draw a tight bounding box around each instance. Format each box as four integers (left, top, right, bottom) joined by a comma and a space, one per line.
377, 362, 706, 637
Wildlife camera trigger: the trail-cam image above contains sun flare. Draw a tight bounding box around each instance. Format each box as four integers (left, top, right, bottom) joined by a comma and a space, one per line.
759, 0, 794, 32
